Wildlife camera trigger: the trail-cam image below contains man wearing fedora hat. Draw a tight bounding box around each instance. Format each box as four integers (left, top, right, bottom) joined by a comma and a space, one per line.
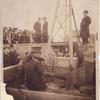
80, 10, 91, 44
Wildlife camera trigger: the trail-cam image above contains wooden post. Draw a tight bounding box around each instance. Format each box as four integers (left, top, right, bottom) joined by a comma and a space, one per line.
68, 0, 74, 89
69, 0, 73, 67
65, 0, 68, 42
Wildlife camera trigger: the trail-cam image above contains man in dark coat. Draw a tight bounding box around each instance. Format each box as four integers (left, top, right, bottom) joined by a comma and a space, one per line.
34, 18, 41, 43
80, 10, 91, 44
24, 50, 46, 91
12, 28, 19, 44
19, 30, 30, 44
9, 44, 18, 65
42, 17, 48, 43
3, 47, 11, 67
3, 27, 9, 44
13, 33, 19, 44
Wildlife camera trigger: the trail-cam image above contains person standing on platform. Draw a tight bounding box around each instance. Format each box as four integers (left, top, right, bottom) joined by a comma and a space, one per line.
42, 17, 48, 43
3, 27, 9, 44
34, 18, 42, 43
12, 28, 19, 44
80, 10, 91, 44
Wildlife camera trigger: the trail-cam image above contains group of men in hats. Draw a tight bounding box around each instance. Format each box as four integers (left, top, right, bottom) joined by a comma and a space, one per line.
33, 10, 91, 44
3, 44, 18, 67
34, 17, 48, 43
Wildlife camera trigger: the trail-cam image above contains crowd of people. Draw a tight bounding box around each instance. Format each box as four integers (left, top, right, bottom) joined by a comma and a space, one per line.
53, 46, 69, 57
53, 45, 78, 57
4, 10, 95, 92
3, 44, 19, 67
3, 10, 91, 45
3, 17, 48, 44
3, 27, 31, 44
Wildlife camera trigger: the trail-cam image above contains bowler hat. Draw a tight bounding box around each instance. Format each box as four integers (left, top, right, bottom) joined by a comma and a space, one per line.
83, 10, 88, 14
38, 18, 41, 20
9, 43, 14, 47
43, 17, 47, 20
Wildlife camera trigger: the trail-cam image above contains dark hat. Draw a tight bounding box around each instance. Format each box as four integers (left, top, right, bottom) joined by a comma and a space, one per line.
83, 10, 88, 14
9, 43, 14, 47
13, 28, 18, 32
38, 17, 41, 20
23, 30, 28, 34
43, 17, 47, 20
8, 27, 12, 31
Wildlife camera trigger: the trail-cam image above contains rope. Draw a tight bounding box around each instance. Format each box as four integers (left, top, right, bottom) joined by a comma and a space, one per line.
51, 15, 70, 41
71, 2, 81, 43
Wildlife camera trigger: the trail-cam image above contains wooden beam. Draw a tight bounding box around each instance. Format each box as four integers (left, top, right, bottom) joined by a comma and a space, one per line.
69, 0, 73, 67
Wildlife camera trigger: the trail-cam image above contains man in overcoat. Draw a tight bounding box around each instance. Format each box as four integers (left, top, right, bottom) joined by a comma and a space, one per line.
80, 10, 91, 44
34, 18, 41, 43
3, 47, 11, 67
42, 17, 48, 43
9, 44, 18, 65
24, 50, 47, 91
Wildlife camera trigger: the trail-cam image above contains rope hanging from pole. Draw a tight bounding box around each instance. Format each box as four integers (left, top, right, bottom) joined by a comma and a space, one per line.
71, 2, 81, 43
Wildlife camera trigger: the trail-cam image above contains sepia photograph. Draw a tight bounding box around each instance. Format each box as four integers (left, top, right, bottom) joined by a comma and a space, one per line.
0, 0, 98, 100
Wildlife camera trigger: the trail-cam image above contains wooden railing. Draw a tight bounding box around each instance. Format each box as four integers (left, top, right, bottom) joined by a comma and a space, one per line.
3, 65, 18, 83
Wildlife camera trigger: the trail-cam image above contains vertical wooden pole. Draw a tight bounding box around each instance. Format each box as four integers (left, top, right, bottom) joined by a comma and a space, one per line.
69, 0, 74, 89
65, 0, 68, 42
69, 0, 73, 66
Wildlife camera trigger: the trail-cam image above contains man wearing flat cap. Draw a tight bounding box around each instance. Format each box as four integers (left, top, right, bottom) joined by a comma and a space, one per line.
80, 10, 91, 44
24, 50, 47, 91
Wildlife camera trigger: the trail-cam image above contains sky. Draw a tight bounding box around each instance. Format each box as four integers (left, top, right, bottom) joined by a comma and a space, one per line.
1, 0, 98, 34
